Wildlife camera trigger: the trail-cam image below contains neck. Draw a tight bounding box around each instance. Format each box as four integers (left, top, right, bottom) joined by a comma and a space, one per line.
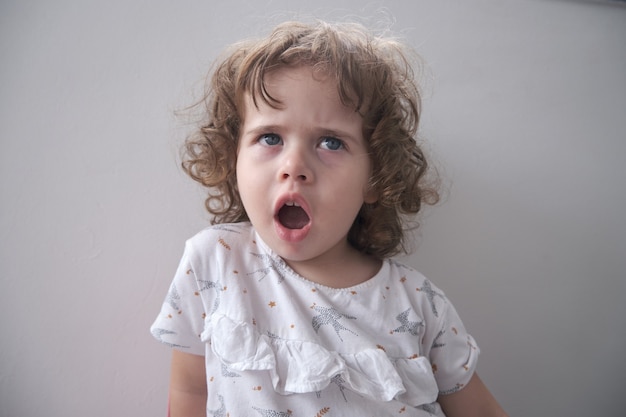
285, 246, 382, 289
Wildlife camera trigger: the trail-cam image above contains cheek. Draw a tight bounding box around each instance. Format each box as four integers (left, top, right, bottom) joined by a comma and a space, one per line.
235, 148, 256, 180
235, 158, 252, 200
236, 156, 265, 203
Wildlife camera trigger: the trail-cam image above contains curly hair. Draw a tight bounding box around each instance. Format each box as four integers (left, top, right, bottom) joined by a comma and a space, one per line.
182, 20, 439, 259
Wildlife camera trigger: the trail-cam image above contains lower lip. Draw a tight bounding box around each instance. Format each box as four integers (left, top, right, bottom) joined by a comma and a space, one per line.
274, 218, 311, 243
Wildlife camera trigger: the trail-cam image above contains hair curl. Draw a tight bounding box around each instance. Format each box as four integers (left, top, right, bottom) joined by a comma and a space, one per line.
182, 20, 439, 258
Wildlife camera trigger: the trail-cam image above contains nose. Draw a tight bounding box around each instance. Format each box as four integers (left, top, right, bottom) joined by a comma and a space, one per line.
279, 146, 313, 183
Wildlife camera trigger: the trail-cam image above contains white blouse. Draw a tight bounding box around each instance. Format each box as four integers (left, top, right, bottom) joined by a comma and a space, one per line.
151, 223, 479, 416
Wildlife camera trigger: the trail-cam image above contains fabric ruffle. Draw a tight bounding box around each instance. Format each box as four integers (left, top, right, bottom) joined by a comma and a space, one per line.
203, 313, 439, 407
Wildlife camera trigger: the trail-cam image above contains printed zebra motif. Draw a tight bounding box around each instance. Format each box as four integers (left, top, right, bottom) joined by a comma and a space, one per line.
150, 328, 189, 349
392, 308, 424, 336
212, 224, 244, 234
252, 406, 293, 416
207, 394, 227, 417
417, 280, 444, 317
311, 305, 358, 341
431, 328, 446, 349
221, 362, 241, 378
247, 252, 289, 283
330, 374, 349, 402
315, 373, 349, 402
165, 283, 181, 312
416, 402, 438, 415
197, 279, 222, 315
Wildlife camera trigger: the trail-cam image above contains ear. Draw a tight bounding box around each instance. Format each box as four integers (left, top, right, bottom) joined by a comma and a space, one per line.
363, 186, 378, 204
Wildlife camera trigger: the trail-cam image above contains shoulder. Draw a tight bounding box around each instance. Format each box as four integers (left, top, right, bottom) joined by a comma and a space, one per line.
183, 222, 256, 258
186, 222, 255, 249
182, 222, 257, 273
385, 259, 442, 290
384, 258, 451, 317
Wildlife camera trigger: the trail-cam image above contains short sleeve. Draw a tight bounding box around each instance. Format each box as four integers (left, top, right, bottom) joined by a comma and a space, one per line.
150, 245, 208, 356
425, 299, 480, 395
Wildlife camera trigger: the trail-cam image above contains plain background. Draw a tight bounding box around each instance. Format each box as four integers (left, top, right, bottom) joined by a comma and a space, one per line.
1, 0, 625, 416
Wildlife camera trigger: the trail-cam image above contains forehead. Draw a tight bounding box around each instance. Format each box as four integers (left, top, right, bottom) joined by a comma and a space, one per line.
267, 64, 331, 84
252, 66, 352, 110
242, 65, 358, 113
240, 65, 365, 138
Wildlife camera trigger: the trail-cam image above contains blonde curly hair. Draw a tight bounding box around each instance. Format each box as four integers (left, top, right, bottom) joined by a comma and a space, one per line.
182, 20, 439, 258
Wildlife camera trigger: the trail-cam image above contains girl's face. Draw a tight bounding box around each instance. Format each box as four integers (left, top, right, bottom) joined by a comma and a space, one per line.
236, 65, 377, 280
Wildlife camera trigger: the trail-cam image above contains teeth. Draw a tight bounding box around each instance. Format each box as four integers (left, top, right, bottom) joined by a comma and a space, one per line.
285, 201, 300, 207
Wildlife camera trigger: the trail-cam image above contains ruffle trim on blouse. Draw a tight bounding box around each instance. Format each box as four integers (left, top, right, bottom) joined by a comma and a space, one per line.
202, 313, 439, 407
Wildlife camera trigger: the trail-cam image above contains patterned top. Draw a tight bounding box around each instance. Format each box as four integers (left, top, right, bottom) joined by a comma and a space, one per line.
151, 223, 479, 416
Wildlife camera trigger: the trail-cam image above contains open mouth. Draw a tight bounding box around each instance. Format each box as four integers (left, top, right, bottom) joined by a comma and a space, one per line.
277, 202, 310, 230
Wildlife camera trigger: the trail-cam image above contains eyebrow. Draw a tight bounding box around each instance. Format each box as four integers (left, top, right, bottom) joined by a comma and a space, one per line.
242, 124, 281, 136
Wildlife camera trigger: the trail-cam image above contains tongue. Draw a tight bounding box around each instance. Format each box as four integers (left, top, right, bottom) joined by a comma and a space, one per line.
278, 206, 310, 229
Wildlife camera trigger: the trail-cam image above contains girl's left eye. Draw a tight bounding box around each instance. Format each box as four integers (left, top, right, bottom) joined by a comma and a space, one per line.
320, 137, 344, 151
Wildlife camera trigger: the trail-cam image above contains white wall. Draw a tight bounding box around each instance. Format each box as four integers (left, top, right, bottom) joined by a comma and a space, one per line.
1, 1, 624, 416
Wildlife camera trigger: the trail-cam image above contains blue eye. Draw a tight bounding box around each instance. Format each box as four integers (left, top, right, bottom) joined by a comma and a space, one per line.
320, 137, 344, 151
259, 133, 282, 146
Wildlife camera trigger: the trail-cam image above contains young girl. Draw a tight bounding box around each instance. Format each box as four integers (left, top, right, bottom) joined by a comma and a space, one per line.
151, 20, 507, 417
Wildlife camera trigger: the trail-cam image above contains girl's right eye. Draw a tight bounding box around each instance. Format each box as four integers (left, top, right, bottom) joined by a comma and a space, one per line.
258, 133, 282, 146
